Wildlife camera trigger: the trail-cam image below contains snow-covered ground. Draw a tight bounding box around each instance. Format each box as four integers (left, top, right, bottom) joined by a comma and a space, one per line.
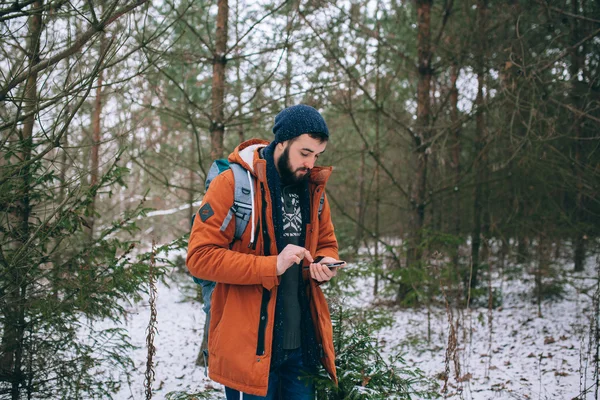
105, 270, 220, 400
104, 254, 599, 400
376, 275, 598, 399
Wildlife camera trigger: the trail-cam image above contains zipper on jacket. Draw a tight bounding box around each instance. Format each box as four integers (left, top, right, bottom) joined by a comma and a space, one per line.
256, 288, 270, 355
256, 182, 272, 356
260, 183, 271, 256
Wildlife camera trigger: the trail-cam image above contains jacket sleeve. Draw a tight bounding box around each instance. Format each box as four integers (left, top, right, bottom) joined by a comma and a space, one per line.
315, 192, 339, 261
186, 171, 279, 290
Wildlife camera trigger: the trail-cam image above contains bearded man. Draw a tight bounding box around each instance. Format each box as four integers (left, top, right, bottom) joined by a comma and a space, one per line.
187, 104, 342, 399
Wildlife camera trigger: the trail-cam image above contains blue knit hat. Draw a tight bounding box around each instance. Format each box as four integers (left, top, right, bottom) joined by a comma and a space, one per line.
272, 104, 329, 143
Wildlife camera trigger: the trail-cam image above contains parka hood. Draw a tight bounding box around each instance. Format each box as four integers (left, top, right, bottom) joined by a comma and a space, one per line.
228, 138, 333, 185
227, 138, 269, 175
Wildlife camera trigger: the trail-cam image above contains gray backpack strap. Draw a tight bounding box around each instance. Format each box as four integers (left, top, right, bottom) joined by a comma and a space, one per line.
318, 191, 325, 218
228, 163, 253, 241
220, 209, 235, 232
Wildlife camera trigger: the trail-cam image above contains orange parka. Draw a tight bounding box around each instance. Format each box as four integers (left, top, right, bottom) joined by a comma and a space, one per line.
186, 139, 339, 396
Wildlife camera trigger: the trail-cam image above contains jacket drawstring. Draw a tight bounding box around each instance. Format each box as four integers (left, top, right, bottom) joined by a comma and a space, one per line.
247, 170, 255, 245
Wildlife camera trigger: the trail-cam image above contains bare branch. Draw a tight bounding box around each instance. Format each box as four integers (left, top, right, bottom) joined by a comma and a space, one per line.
298, 9, 418, 143
345, 106, 411, 200
534, 0, 600, 24
550, 98, 600, 125
0, 0, 149, 101
327, 1, 417, 70
538, 26, 600, 73
225, 0, 289, 56
168, 0, 212, 53
326, 189, 402, 267
432, 0, 454, 52
0, 37, 112, 186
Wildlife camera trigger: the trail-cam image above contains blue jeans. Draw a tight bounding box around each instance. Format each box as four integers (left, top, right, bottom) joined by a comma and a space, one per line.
224, 348, 315, 400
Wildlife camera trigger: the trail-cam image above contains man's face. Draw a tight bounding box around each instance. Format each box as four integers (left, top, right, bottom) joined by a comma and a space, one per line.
276, 134, 328, 185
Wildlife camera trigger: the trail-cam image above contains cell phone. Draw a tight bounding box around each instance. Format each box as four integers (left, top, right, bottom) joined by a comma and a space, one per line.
322, 261, 346, 269
302, 261, 346, 270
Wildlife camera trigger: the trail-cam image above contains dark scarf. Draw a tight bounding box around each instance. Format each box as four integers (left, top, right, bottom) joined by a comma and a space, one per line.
262, 142, 321, 370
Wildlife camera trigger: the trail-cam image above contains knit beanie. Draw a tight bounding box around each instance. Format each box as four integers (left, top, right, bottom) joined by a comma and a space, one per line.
272, 104, 329, 143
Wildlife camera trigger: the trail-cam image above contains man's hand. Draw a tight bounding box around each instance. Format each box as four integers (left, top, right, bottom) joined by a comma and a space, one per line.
277, 244, 313, 276
308, 256, 343, 283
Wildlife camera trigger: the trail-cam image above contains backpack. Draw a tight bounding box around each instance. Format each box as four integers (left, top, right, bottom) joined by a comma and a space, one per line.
192, 159, 255, 372
192, 159, 254, 312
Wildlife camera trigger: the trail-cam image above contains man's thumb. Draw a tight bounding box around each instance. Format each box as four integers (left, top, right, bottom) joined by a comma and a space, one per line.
304, 249, 314, 263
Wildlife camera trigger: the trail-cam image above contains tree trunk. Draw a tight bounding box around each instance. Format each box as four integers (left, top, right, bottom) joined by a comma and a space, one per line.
517, 236, 529, 264
481, 81, 492, 263
1, 3, 43, 398
470, 79, 483, 290
374, 14, 381, 298
469, 0, 487, 290
284, 2, 295, 108
536, 233, 550, 318
88, 32, 106, 241
58, 129, 69, 204
235, 0, 244, 143
570, 0, 585, 272
407, 0, 432, 268
210, 0, 229, 161
58, 18, 73, 206
355, 142, 366, 250
429, 78, 441, 232
188, 150, 195, 224
285, 42, 292, 108
450, 63, 461, 269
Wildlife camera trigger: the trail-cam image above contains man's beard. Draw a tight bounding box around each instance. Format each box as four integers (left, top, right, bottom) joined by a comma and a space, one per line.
277, 146, 310, 185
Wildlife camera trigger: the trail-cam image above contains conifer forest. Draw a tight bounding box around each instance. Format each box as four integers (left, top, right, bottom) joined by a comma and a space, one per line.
1, 1, 599, 399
